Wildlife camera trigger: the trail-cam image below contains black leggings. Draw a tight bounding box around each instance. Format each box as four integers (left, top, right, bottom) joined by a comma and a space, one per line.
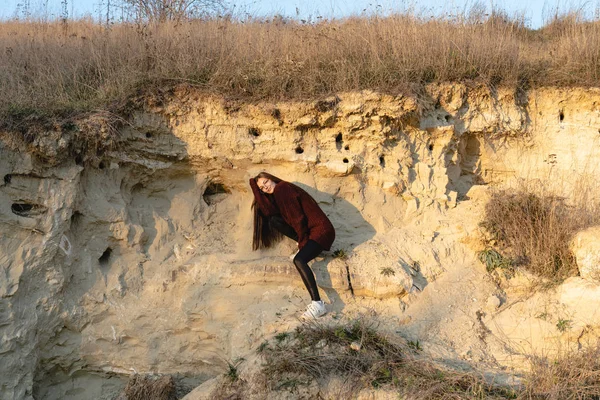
270, 216, 322, 301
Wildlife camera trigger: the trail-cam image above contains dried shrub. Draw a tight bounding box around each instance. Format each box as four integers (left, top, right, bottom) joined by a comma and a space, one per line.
480, 189, 595, 280
122, 374, 177, 400
259, 320, 515, 399
212, 320, 600, 399
520, 344, 600, 399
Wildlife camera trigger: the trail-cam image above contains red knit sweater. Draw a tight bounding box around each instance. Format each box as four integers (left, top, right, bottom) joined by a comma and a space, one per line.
250, 180, 335, 250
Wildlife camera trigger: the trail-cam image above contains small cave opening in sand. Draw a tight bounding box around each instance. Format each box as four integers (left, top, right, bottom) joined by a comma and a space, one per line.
203, 182, 230, 205
295, 146, 304, 154
343, 158, 349, 163
4, 174, 11, 184
11, 202, 46, 218
249, 127, 261, 137
452, 133, 483, 197
70, 211, 83, 229
379, 155, 385, 167
335, 133, 343, 150
99, 247, 112, 266
12, 203, 32, 216
559, 110, 565, 122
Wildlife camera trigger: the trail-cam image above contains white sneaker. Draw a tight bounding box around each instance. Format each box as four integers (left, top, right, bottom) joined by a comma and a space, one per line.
302, 301, 327, 320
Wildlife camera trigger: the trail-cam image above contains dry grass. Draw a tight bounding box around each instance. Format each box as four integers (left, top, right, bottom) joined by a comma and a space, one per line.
121, 374, 177, 400
480, 183, 600, 281
1, 12, 600, 126
253, 320, 516, 399
213, 320, 600, 399
521, 344, 600, 399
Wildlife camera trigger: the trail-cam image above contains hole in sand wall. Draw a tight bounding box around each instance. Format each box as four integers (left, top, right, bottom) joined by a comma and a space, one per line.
11, 202, 46, 218
99, 247, 112, 266
145, 132, 153, 139
428, 144, 434, 151
344, 145, 350, 151
203, 182, 230, 205
559, 110, 565, 122
343, 158, 349, 163
70, 211, 83, 229
379, 156, 385, 167
4, 174, 11, 184
451, 133, 483, 197
335, 133, 343, 151
75, 155, 83, 166
249, 127, 261, 137
12, 203, 32, 216
295, 146, 304, 154
99, 161, 106, 170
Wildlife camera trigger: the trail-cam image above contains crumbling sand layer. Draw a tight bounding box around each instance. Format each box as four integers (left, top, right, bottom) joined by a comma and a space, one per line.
1, 85, 600, 399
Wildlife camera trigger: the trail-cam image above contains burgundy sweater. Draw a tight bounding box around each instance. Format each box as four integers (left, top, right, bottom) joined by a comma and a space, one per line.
250, 180, 335, 250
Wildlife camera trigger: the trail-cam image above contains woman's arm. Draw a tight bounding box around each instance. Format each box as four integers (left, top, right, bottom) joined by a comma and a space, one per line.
249, 178, 279, 216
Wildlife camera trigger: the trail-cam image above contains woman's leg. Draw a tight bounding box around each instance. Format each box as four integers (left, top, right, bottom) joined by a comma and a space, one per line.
269, 215, 298, 241
293, 240, 323, 301
269, 217, 322, 301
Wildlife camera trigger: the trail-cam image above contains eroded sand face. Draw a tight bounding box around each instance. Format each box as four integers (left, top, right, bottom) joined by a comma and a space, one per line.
2, 85, 600, 399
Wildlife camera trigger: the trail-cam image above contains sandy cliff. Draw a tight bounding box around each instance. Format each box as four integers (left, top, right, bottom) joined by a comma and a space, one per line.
2, 84, 600, 399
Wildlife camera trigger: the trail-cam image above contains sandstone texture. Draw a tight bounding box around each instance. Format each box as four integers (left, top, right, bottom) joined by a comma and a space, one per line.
572, 225, 600, 282
1, 85, 600, 399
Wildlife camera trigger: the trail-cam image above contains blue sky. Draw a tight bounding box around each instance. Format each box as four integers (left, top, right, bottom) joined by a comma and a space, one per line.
0, 0, 596, 29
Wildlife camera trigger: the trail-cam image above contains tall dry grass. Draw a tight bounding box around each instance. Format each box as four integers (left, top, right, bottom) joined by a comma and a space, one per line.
522, 344, 600, 399
480, 180, 600, 281
0, 13, 599, 126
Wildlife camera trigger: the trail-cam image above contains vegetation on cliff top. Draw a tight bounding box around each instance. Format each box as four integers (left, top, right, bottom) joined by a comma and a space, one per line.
1, 9, 599, 128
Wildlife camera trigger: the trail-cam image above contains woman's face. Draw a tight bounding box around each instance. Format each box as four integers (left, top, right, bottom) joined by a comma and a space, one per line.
256, 177, 276, 194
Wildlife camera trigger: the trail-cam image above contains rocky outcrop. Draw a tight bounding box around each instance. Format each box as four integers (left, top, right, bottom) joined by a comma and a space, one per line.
1, 84, 600, 399
572, 225, 600, 282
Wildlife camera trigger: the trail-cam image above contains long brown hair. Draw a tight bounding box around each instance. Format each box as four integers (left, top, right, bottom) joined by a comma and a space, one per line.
252, 172, 284, 250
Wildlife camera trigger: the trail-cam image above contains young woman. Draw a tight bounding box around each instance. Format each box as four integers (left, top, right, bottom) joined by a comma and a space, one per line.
249, 172, 335, 319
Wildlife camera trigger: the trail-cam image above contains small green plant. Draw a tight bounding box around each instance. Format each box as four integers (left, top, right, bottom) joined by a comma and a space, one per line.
334, 326, 349, 340
225, 358, 245, 381
536, 312, 550, 321
332, 249, 347, 259
556, 319, 572, 332
275, 332, 289, 342
257, 341, 269, 353
408, 339, 422, 352
371, 367, 393, 388
477, 248, 513, 272
380, 267, 396, 276
275, 378, 300, 391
